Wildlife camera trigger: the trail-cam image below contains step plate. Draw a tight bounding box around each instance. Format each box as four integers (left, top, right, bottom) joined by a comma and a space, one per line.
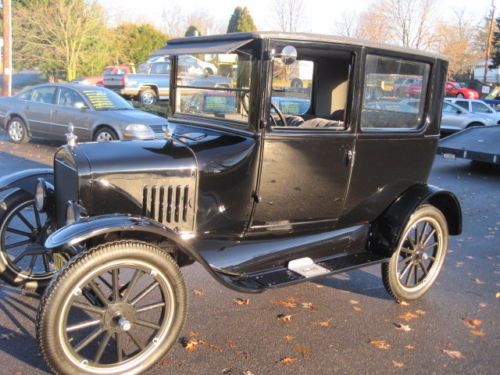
288, 257, 330, 278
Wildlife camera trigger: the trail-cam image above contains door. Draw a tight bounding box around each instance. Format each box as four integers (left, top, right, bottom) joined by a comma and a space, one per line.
442, 102, 465, 129
53, 87, 91, 140
251, 44, 357, 232
24, 86, 57, 135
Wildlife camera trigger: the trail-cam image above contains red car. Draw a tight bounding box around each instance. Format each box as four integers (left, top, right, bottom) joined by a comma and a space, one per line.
445, 81, 479, 99
73, 65, 135, 86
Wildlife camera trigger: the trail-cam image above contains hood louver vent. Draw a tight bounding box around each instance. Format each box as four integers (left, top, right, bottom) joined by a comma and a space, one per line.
142, 184, 194, 231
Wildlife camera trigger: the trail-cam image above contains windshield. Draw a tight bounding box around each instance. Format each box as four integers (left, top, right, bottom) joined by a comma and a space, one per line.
175, 52, 252, 125
81, 88, 133, 110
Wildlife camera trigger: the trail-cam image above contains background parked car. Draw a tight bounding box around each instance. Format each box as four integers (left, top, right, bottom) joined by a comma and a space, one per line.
0, 83, 168, 143
445, 98, 500, 124
445, 81, 479, 99
71, 64, 135, 86
440, 101, 495, 133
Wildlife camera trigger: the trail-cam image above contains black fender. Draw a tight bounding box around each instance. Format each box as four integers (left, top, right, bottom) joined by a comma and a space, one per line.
370, 184, 462, 256
44, 214, 261, 293
0, 168, 53, 195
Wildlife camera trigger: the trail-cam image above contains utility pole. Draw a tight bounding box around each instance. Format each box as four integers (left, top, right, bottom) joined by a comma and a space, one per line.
484, 1, 496, 83
2, 0, 12, 96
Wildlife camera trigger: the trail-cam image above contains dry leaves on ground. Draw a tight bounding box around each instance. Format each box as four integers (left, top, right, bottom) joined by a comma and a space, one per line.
415, 309, 426, 315
273, 298, 298, 308
462, 319, 482, 328
352, 305, 362, 312
282, 335, 295, 343
192, 289, 205, 296
301, 302, 316, 310
242, 371, 255, 375
398, 301, 410, 306
443, 349, 465, 359
404, 344, 415, 350
315, 319, 333, 328
369, 339, 391, 350
277, 314, 293, 322
233, 298, 250, 305
279, 357, 298, 365
349, 299, 359, 305
399, 312, 419, 321
470, 330, 486, 337
392, 360, 404, 368
294, 346, 310, 358
473, 278, 485, 285
394, 323, 412, 332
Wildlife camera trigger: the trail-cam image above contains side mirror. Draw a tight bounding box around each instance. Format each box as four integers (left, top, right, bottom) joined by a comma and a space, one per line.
456, 109, 462, 114
74, 102, 87, 111
280, 45, 298, 65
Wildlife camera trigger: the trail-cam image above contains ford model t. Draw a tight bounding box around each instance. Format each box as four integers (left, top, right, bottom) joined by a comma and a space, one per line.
0, 32, 461, 374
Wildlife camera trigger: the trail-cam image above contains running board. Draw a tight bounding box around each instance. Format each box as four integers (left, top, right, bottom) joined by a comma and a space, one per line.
221, 251, 389, 292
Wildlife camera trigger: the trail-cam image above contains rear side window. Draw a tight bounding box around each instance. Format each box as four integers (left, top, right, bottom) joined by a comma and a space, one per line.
361, 55, 430, 131
31, 86, 56, 104
471, 101, 492, 113
455, 100, 469, 111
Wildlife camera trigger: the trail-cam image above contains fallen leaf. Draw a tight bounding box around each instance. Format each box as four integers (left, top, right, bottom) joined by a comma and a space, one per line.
277, 314, 293, 322
415, 309, 426, 315
369, 339, 391, 350
192, 289, 205, 296
184, 338, 199, 352
443, 349, 464, 359
394, 323, 412, 332
159, 358, 172, 367
200, 340, 223, 352
315, 284, 324, 288
399, 312, 418, 321
392, 360, 404, 368
294, 345, 310, 357
274, 298, 298, 308
470, 330, 486, 337
188, 330, 199, 337
233, 298, 250, 305
462, 319, 482, 328
404, 344, 415, 350
398, 301, 410, 306
282, 335, 295, 343
301, 302, 316, 310
479, 303, 488, 308
352, 305, 362, 312
349, 299, 359, 305
279, 357, 298, 365
473, 278, 485, 285
316, 319, 333, 327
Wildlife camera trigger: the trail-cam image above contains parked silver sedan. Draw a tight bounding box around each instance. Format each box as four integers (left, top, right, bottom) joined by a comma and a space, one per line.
441, 101, 496, 133
444, 98, 500, 124
0, 83, 168, 143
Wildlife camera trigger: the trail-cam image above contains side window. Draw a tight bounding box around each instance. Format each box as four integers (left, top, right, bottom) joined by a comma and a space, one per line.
442, 103, 457, 113
57, 88, 83, 107
472, 101, 492, 113
18, 89, 32, 101
31, 86, 56, 104
455, 101, 469, 111
361, 55, 430, 130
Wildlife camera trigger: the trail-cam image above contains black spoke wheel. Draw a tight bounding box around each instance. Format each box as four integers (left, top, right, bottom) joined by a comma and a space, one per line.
37, 241, 187, 375
0, 190, 56, 290
382, 205, 448, 302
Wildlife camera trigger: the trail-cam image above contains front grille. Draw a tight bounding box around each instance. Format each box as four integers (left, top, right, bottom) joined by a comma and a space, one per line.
142, 184, 194, 231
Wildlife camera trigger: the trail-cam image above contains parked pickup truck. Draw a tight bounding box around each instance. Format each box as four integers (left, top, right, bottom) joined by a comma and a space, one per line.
104, 61, 232, 106
72, 64, 135, 87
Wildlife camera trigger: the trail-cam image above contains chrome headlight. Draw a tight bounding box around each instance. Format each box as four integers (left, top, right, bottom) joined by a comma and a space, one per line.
123, 124, 155, 140
35, 178, 53, 212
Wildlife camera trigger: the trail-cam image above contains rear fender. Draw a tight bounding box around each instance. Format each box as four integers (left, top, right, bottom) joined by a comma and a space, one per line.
0, 168, 53, 195
44, 214, 260, 293
370, 184, 462, 256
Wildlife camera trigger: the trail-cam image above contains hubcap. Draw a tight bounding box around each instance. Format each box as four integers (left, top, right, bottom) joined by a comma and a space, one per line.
395, 218, 443, 290
141, 93, 155, 105
0, 199, 56, 280
8, 121, 23, 142
59, 262, 175, 370
96, 131, 114, 142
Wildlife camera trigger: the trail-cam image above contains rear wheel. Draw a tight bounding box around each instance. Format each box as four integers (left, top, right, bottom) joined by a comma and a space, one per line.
0, 190, 56, 292
37, 241, 187, 375
139, 88, 157, 106
381, 205, 448, 302
466, 122, 484, 129
7, 116, 31, 144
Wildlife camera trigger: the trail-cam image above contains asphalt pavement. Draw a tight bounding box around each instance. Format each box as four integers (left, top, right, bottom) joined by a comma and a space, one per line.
0, 133, 498, 375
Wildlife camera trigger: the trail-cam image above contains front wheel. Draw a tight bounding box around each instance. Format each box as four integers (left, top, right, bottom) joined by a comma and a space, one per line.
7, 116, 31, 144
37, 241, 187, 375
381, 205, 448, 302
139, 88, 158, 106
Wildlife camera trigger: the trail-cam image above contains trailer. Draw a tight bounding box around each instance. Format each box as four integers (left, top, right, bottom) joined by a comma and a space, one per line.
437, 125, 500, 165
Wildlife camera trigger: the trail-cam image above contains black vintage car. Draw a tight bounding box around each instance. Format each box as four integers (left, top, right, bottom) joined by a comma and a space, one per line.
0, 32, 461, 375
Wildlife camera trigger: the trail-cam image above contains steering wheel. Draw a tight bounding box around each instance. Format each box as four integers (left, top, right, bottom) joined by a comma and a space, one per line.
270, 101, 287, 127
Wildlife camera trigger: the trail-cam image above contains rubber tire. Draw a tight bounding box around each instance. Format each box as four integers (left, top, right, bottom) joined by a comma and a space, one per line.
139, 88, 158, 106
7, 116, 31, 144
37, 240, 187, 375
0, 190, 52, 292
93, 126, 118, 142
466, 122, 484, 129
381, 205, 448, 302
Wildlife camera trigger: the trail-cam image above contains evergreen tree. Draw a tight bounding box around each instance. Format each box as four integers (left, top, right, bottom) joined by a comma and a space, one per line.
185, 25, 201, 37
227, 6, 257, 33
490, 17, 500, 68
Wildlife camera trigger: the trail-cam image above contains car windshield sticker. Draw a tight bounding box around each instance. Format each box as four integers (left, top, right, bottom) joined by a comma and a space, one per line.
82, 90, 114, 109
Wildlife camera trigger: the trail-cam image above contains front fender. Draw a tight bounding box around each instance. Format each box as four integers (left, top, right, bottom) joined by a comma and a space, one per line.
44, 214, 261, 294
0, 168, 53, 195
371, 184, 462, 255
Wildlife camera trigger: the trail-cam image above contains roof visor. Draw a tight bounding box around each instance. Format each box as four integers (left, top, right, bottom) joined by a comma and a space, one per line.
151, 39, 253, 56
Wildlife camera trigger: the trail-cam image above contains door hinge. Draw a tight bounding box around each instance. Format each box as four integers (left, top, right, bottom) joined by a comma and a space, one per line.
252, 192, 262, 203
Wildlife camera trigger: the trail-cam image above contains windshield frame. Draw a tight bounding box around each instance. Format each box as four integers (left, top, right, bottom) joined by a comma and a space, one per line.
169, 41, 262, 132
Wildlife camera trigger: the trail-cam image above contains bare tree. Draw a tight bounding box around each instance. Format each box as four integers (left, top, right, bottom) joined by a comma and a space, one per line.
160, 5, 186, 37
372, 0, 437, 49
272, 0, 305, 33
354, 11, 389, 43
334, 11, 359, 37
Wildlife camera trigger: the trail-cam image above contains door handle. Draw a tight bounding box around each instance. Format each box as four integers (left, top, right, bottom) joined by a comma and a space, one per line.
345, 149, 354, 166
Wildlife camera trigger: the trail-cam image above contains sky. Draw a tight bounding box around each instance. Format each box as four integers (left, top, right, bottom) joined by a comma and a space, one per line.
97, 0, 496, 35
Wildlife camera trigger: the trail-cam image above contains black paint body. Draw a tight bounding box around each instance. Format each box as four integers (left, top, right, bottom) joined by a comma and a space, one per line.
27, 33, 462, 292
